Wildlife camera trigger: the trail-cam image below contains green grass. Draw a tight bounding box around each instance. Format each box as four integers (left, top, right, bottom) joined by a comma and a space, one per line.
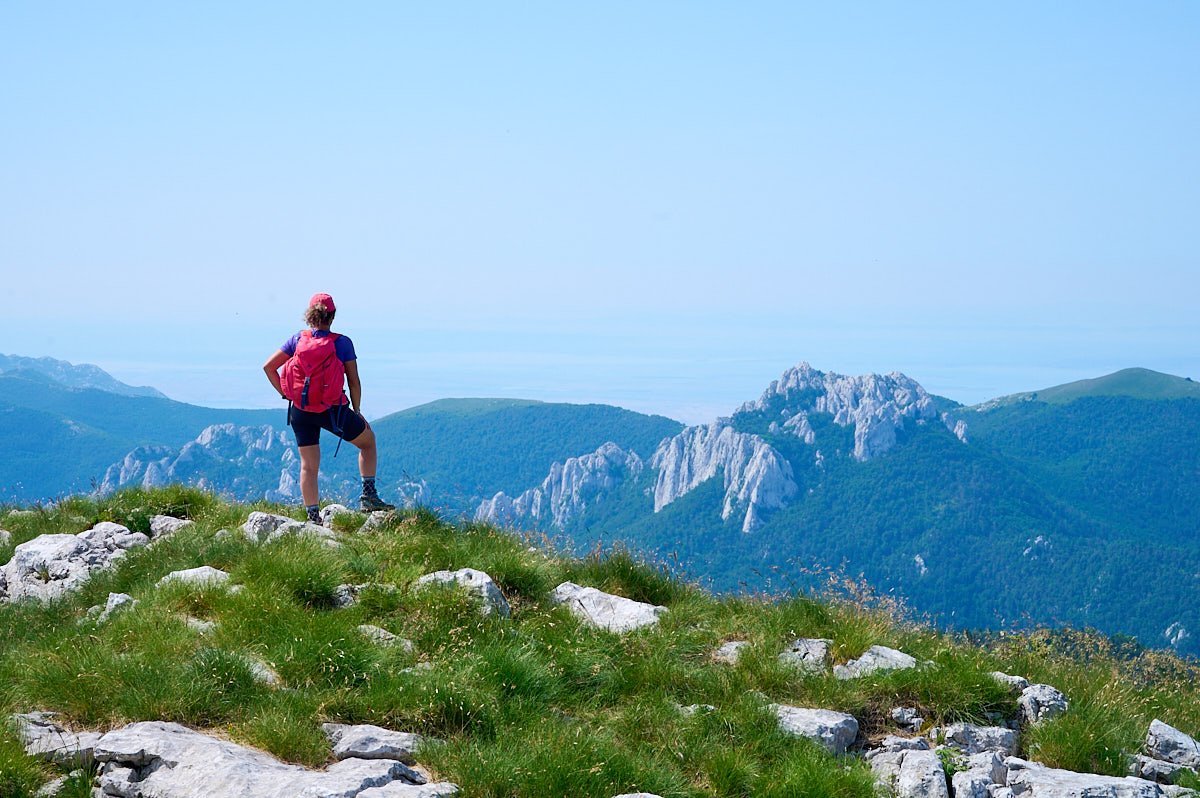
1, 486, 1199, 795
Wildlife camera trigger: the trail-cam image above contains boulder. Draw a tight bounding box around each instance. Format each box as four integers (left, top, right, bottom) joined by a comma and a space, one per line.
416, 569, 510, 617
157, 566, 231, 588
321, 504, 354, 526
778, 638, 831, 673
186, 617, 217, 634
265, 521, 337, 545
1131, 755, 1191, 785
358, 785, 459, 797
10, 711, 102, 767
241, 512, 295, 542
937, 722, 1019, 755
892, 706, 924, 732
358, 625, 414, 652
712, 640, 749, 664
869, 747, 949, 798
360, 511, 398, 533
952, 752, 1008, 798
769, 705, 858, 754
95, 592, 138, 624
548, 582, 667, 633
323, 723, 425, 763
834, 645, 918, 679
93, 721, 429, 798
1019, 684, 1068, 725
150, 515, 194, 538
1004, 756, 1184, 797
991, 671, 1031, 692
1147, 720, 1200, 769
1, 523, 148, 602
34, 775, 68, 797
0, 528, 11, 548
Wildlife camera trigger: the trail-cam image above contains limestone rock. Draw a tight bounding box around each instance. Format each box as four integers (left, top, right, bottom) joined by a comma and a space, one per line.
360, 511, 398, 533
549, 582, 667, 633
1, 522, 148, 603
770, 705, 858, 754
95, 592, 138, 624
778, 638, 831, 673
157, 566, 231, 588
834, 645, 918, 679
1019, 684, 1068, 725
33, 775, 68, 797
415, 568, 510, 617
321, 503, 354, 526
1004, 756, 1182, 797
246, 656, 282, 687
93, 721, 428, 798
323, 723, 425, 763
713, 640, 749, 664
869, 746, 948, 798
892, 707, 925, 732
186, 616, 216, 634
937, 722, 1018, 755
150, 515, 194, 538
991, 671, 1031, 692
735, 362, 943, 461
651, 422, 797, 533
952, 752, 1008, 798
358, 785, 459, 798
476, 443, 645, 530
611, 794, 664, 798
1131, 755, 1191, 785
358, 625, 414, 652
11, 711, 101, 767
0, 528, 12, 548
1147, 720, 1200, 769
242, 511, 295, 542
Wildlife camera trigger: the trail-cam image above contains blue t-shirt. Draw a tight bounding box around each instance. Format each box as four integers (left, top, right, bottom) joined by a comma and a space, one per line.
281, 330, 357, 362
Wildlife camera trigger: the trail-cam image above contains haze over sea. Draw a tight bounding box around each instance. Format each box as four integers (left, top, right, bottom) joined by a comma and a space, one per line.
3, 3, 1196, 424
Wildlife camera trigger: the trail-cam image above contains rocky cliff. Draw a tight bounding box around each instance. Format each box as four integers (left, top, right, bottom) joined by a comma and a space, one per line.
475, 442, 645, 529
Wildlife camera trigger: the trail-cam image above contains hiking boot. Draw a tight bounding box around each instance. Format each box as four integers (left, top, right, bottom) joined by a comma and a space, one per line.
360, 493, 396, 512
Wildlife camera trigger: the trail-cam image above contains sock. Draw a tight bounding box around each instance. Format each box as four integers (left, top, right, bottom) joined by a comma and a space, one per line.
306, 504, 320, 523
362, 476, 377, 496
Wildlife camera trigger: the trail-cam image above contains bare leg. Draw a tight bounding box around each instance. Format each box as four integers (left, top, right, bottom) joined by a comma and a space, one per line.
298, 444, 321, 506
348, 423, 377, 477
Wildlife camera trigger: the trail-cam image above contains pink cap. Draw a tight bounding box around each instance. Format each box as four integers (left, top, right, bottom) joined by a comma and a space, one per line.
308, 293, 336, 313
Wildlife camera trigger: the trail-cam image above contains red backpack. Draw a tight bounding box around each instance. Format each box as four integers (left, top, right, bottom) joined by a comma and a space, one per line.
281, 331, 347, 413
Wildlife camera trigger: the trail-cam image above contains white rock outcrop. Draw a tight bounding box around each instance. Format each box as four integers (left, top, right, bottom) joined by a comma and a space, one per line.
1019, 683, 1069, 725
868, 746, 950, 798
651, 422, 797, 533
1004, 756, 1186, 797
0, 522, 148, 603
991, 671, 1031, 692
322, 723, 425, 763
770, 705, 859, 754
1147, 720, 1200, 769
415, 568, 510, 617
157, 566, 231, 589
778, 638, 831, 673
951, 752, 1008, 798
549, 582, 667, 633
834, 645, 919, 679
937, 722, 1019, 755
92, 721, 439, 798
737, 362, 943, 461
150, 515, 195, 537
476, 443, 645, 530
713, 640, 749, 664
11, 711, 101, 767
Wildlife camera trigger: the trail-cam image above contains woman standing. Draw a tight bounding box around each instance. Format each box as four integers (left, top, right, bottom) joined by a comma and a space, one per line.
263, 293, 395, 523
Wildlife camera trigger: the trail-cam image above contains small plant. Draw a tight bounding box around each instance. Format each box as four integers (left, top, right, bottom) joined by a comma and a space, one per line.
33, 560, 51, 583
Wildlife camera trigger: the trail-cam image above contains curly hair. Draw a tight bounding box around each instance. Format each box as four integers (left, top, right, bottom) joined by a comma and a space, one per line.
304, 302, 335, 328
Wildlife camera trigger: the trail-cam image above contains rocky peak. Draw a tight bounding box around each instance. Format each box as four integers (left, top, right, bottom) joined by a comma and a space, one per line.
738, 362, 942, 461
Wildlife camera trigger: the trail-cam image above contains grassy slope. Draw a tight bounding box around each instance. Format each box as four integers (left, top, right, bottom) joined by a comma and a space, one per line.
981, 367, 1200, 407
2, 487, 1199, 797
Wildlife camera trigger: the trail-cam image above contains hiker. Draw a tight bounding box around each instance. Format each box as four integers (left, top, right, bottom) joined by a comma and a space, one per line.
263, 293, 395, 522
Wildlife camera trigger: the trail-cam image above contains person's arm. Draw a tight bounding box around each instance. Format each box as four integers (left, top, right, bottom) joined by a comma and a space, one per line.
263, 350, 289, 399
344, 359, 362, 414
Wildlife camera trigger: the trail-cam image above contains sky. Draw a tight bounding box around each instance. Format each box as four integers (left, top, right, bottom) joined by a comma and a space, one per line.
2, 2, 1197, 424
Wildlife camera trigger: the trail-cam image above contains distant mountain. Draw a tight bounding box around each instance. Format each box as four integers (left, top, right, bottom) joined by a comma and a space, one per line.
977, 367, 1200, 408
96, 398, 683, 512
0, 353, 167, 399
0, 371, 278, 501
476, 364, 1200, 655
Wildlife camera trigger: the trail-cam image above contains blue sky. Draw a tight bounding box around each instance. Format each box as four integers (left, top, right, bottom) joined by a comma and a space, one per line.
2, 2, 1197, 423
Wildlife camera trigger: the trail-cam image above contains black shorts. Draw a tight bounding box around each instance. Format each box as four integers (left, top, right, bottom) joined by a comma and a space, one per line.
288, 403, 368, 448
